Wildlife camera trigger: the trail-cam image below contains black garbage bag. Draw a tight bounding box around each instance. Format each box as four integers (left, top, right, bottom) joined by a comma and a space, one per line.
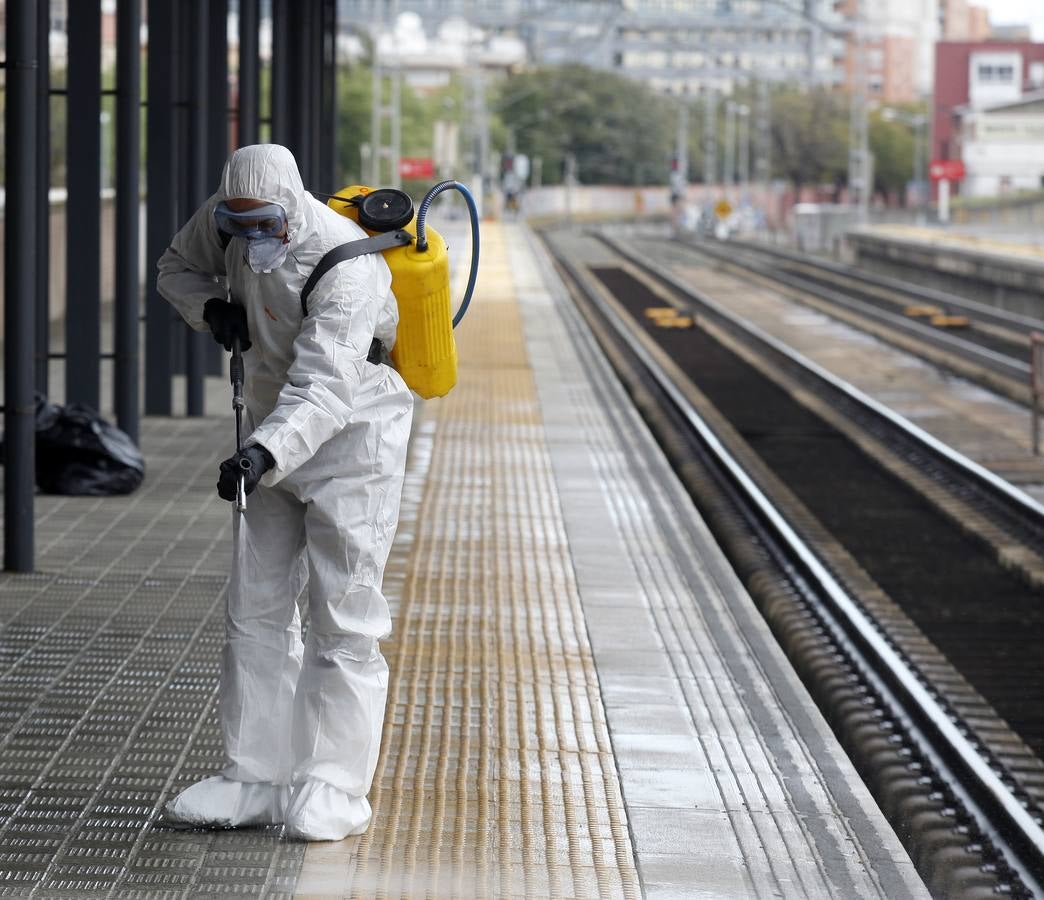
31, 397, 145, 495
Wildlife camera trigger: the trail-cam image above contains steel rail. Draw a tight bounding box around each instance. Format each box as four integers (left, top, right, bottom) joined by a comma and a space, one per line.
723, 236, 1044, 335
673, 233, 1031, 381
597, 231, 1044, 531
552, 241, 1044, 895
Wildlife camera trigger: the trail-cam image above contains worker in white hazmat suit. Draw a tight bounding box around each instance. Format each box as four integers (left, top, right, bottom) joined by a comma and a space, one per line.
156, 144, 413, 841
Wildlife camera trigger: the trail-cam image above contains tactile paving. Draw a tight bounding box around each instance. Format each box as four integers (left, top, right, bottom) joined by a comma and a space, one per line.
0, 412, 305, 896
295, 225, 641, 899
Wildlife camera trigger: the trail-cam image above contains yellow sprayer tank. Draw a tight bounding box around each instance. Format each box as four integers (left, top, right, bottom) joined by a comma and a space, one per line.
327, 185, 458, 399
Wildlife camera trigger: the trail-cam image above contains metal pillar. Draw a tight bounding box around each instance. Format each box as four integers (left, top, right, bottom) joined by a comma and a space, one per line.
115, 0, 142, 443
372, 62, 404, 189
66, 0, 102, 411
754, 80, 771, 188
319, 0, 338, 189
204, 0, 229, 378
672, 93, 688, 201
293, 1, 314, 182
848, 0, 871, 219
738, 104, 750, 194
34, 0, 50, 397
5, 0, 39, 572
271, 0, 290, 147
703, 88, 716, 189
238, 0, 261, 147
390, 68, 402, 190
208, 0, 229, 184
298, 0, 317, 184
145, 0, 177, 415
182, 0, 209, 417
723, 99, 736, 191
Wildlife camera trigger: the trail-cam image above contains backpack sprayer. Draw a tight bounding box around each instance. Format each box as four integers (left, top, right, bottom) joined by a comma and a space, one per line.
316, 179, 481, 399
228, 180, 480, 512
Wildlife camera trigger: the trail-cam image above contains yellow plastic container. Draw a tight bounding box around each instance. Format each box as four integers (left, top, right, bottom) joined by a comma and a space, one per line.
328, 185, 458, 399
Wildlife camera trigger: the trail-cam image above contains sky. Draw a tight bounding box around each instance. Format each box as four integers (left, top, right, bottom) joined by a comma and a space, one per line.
980, 0, 1044, 39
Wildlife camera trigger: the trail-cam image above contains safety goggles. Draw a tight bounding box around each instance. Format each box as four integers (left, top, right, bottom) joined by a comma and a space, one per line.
213, 201, 288, 240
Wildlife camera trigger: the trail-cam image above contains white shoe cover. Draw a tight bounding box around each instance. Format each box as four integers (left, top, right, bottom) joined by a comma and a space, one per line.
283, 779, 372, 841
164, 775, 288, 828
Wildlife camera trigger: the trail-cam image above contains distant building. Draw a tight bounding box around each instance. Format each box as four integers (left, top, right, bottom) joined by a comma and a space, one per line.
340, 0, 847, 97
834, 0, 939, 103
933, 42, 1044, 161
955, 91, 1044, 196
939, 0, 992, 42
991, 24, 1034, 42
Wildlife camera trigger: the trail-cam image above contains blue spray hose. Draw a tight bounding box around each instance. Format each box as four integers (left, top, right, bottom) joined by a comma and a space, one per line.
415, 181, 480, 328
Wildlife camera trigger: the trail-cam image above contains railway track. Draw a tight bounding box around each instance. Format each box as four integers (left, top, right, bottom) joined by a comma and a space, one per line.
668, 231, 1040, 404
539, 225, 1044, 898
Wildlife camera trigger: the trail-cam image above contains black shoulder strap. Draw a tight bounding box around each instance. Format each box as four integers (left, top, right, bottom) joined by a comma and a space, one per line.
300, 230, 413, 315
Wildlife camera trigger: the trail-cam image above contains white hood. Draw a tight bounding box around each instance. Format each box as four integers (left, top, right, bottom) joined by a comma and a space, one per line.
218, 144, 310, 236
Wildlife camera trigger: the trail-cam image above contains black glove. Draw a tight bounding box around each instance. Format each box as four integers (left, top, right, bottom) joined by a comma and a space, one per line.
217, 444, 274, 502
203, 298, 252, 352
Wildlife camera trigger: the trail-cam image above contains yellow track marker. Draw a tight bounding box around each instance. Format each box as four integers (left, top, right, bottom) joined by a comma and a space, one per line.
643, 306, 694, 329
930, 314, 970, 328
905, 305, 943, 318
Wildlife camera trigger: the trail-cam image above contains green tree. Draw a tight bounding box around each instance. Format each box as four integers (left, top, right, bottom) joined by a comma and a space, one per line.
869, 106, 923, 202
494, 64, 674, 185
769, 84, 849, 193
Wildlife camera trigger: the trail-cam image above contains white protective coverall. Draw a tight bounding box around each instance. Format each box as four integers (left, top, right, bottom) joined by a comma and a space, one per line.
157, 145, 413, 840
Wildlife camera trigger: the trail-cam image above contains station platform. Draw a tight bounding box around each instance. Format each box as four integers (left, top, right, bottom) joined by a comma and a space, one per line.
862, 223, 1044, 259
0, 222, 928, 898
847, 223, 1044, 320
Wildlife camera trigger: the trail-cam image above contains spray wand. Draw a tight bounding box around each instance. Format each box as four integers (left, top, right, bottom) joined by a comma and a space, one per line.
230, 336, 249, 513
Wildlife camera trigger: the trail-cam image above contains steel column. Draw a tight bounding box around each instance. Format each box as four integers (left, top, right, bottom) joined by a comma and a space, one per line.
66, 0, 102, 411
271, 0, 290, 147
319, 0, 338, 189
5, 0, 39, 572
238, 0, 260, 147
286, 2, 309, 180
206, 0, 229, 377
207, 0, 229, 191
182, 0, 209, 416
145, 0, 177, 414
306, 0, 322, 185
115, 0, 142, 443
34, 0, 50, 396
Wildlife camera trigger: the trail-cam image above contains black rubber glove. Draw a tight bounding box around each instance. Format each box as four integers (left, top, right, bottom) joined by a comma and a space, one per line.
203, 298, 252, 352
217, 444, 274, 502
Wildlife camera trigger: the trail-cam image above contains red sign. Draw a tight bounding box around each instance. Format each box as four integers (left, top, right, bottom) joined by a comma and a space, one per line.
399, 157, 435, 179
929, 159, 965, 182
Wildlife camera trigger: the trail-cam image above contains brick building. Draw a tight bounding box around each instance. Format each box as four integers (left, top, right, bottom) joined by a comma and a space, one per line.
932, 41, 1044, 165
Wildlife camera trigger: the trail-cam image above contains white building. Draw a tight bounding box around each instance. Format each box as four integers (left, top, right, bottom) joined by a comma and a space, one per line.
957, 90, 1044, 196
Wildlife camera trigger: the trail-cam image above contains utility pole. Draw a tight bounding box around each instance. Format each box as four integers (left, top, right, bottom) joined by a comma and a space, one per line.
564, 152, 577, 223
370, 66, 402, 187
703, 87, 717, 194
369, 2, 401, 187
848, 0, 871, 220
914, 114, 926, 218
723, 99, 736, 195
738, 104, 750, 196
754, 80, 771, 189
673, 90, 689, 202
468, 67, 490, 219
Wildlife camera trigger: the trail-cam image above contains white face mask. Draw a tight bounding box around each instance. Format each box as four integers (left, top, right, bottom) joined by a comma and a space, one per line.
246, 236, 289, 273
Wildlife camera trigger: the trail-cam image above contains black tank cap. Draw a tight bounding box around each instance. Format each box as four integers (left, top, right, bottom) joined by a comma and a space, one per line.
358, 189, 415, 232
